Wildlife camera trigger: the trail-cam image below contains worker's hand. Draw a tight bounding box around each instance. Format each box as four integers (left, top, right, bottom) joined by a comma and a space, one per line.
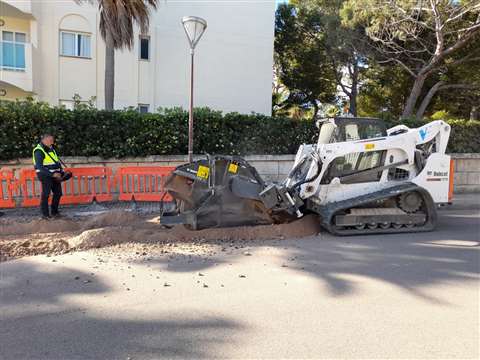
52, 173, 62, 180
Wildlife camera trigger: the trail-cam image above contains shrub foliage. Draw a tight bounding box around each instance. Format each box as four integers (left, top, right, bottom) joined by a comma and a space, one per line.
0, 100, 478, 161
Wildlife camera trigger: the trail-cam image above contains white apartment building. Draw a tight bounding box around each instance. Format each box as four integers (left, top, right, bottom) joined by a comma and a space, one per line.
0, 0, 275, 114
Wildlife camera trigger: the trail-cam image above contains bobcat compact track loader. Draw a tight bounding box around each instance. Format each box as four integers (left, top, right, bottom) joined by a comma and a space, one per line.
161, 117, 453, 235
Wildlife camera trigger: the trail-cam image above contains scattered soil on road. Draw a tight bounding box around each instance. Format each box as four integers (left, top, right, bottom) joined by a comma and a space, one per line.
0, 211, 322, 262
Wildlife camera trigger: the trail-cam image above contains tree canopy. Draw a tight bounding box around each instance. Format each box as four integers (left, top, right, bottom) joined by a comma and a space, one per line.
275, 3, 337, 118
274, 0, 480, 120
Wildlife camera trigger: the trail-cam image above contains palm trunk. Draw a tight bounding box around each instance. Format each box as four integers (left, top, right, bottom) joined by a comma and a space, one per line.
402, 74, 426, 118
105, 32, 115, 110
415, 81, 444, 120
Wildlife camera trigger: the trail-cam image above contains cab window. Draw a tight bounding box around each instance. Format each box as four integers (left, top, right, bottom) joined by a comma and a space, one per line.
322, 150, 386, 184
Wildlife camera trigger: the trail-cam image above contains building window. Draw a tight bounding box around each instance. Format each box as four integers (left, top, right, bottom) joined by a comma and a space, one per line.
139, 36, 150, 60
1, 31, 26, 70
138, 104, 149, 113
60, 31, 91, 58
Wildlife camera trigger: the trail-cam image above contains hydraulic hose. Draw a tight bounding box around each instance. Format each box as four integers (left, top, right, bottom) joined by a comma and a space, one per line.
286, 156, 308, 179
292, 158, 322, 190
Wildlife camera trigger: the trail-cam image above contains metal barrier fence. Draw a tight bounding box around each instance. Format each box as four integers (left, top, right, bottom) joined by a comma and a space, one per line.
19, 167, 114, 207
116, 166, 175, 202
0, 166, 174, 209
0, 168, 16, 208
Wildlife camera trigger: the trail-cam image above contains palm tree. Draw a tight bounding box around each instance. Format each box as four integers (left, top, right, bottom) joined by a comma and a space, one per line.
78, 1, 158, 110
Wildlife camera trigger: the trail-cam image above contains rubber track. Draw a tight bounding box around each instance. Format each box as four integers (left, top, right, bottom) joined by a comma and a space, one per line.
308, 182, 438, 236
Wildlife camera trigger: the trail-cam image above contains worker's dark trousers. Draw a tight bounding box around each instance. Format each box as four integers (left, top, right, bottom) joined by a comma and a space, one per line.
37, 174, 62, 217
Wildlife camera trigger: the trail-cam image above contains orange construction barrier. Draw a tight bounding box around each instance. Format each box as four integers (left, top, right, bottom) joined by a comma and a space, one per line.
0, 168, 16, 208
117, 166, 174, 202
19, 167, 113, 207
449, 158, 455, 202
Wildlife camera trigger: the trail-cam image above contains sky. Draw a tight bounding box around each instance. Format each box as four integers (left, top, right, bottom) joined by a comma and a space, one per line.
276, 0, 288, 7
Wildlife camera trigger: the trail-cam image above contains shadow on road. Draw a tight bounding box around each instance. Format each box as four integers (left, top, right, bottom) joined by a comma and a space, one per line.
290, 211, 479, 303
0, 261, 107, 306
0, 261, 243, 359
140, 211, 479, 304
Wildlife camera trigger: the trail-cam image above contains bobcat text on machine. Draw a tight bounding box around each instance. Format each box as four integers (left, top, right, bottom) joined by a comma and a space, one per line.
161, 117, 454, 235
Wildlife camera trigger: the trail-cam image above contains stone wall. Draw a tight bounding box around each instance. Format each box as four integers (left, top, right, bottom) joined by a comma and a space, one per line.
452, 154, 480, 193
2, 153, 479, 193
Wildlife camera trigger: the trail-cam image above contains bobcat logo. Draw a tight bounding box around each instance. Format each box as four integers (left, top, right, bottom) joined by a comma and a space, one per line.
419, 128, 427, 141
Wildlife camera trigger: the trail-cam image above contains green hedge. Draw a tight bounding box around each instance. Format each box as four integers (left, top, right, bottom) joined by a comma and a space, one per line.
0, 100, 478, 161
0, 100, 316, 160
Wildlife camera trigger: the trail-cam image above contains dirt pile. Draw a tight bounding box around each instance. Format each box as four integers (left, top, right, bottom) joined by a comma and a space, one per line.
70, 214, 322, 250
0, 233, 74, 261
173, 215, 322, 242
80, 211, 143, 230
0, 212, 322, 261
70, 227, 158, 250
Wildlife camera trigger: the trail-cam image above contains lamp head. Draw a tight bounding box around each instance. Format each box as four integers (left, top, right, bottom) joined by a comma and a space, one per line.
182, 16, 207, 49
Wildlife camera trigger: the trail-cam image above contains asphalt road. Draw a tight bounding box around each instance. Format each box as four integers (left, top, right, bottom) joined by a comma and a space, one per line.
1, 195, 479, 359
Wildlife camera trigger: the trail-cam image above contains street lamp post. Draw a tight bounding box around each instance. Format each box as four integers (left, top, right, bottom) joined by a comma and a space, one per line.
182, 16, 207, 163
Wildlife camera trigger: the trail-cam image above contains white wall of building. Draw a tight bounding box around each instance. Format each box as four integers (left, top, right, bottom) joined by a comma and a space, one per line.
0, 0, 275, 115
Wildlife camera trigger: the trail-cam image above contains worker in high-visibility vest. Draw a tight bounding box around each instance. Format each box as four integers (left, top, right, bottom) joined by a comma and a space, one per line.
33, 134, 64, 219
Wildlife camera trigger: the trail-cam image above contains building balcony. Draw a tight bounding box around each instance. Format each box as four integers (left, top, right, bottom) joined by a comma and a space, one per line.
1, 0, 32, 16
0, 40, 33, 93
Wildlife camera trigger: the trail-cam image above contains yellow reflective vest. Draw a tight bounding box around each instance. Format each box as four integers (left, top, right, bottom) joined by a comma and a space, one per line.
33, 144, 60, 167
